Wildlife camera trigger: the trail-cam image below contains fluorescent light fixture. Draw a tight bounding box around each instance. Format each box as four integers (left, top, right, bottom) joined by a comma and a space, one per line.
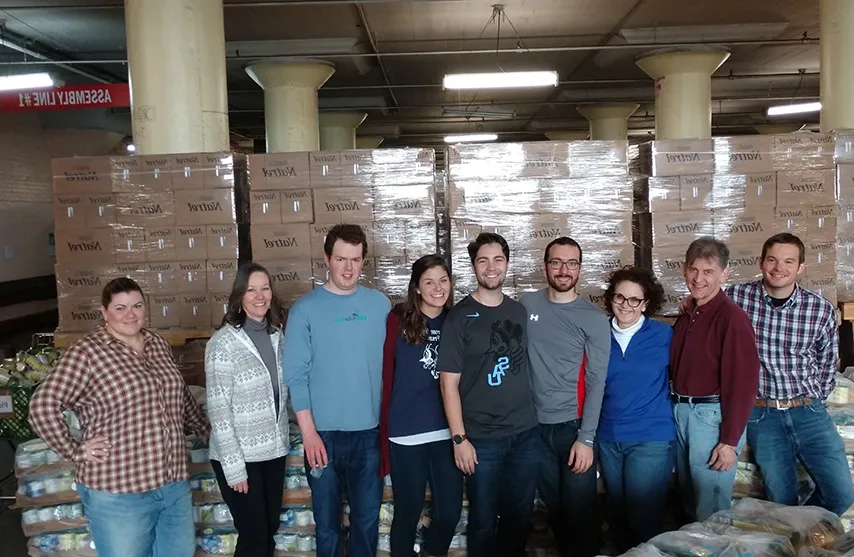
621, 23, 789, 44
444, 133, 498, 143
443, 106, 516, 120
126, 143, 137, 153
767, 102, 822, 116
0, 72, 53, 92
443, 71, 558, 90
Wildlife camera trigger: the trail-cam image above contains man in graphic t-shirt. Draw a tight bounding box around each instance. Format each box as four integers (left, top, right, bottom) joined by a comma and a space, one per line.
438, 232, 540, 557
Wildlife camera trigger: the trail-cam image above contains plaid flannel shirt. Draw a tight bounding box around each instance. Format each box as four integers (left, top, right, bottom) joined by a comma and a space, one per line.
29, 327, 210, 494
725, 281, 838, 401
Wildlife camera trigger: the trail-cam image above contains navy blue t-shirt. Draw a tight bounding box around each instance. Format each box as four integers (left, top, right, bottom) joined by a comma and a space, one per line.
387, 312, 449, 438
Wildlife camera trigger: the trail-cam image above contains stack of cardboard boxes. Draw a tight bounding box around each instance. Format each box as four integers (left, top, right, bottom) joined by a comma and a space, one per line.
52, 153, 247, 332
636, 134, 839, 315
835, 131, 854, 303
446, 141, 635, 305
247, 148, 438, 307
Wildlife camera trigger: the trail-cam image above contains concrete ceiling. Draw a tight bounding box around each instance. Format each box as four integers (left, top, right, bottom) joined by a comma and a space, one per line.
0, 0, 823, 147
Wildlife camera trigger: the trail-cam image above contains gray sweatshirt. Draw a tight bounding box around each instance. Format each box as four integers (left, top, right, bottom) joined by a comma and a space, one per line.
520, 289, 611, 446
243, 317, 280, 416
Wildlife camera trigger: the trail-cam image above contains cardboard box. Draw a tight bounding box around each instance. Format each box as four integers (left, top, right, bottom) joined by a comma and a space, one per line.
251, 224, 313, 261
201, 152, 237, 189
113, 226, 147, 263
85, 193, 118, 228
55, 264, 117, 298
112, 155, 173, 192
180, 294, 211, 329
263, 259, 314, 303
805, 238, 837, 267
775, 206, 837, 242
651, 246, 686, 282
248, 152, 311, 190
170, 153, 205, 190
280, 188, 313, 223
803, 263, 837, 304
838, 164, 854, 201
206, 224, 239, 260
115, 263, 149, 292
146, 227, 178, 262
149, 294, 181, 329
712, 173, 777, 209
583, 246, 636, 277
53, 194, 88, 229
311, 187, 373, 224
776, 170, 836, 207
145, 262, 178, 293
55, 227, 115, 265
372, 220, 407, 257
116, 191, 176, 227
714, 208, 775, 246
309, 152, 343, 188
643, 139, 714, 177
374, 184, 435, 220
713, 136, 775, 174
726, 243, 763, 283
405, 219, 438, 259
646, 177, 681, 213
839, 201, 854, 234
250, 190, 282, 225
339, 148, 436, 185
208, 260, 239, 294
176, 226, 208, 260
309, 223, 338, 258
680, 175, 714, 211
651, 210, 714, 248
174, 189, 236, 225
51, 157, 112, 194
210, 294, 229, 327
570, 213, 633, 246
176, 261, 207, 293
58, 296, 102, 332
773, 133, 835, 170
518, 213, 570, 251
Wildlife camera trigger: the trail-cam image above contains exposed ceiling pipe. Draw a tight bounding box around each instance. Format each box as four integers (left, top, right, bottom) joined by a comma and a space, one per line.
354, 2, 399, 111
0, 1, 519, 9
0, 30, 113, 83
0, 38, 819, 67
352, 111, 799, 126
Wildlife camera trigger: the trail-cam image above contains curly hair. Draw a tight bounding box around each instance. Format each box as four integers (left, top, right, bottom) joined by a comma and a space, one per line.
395, 254, 453, 344
603, 266, 665, 317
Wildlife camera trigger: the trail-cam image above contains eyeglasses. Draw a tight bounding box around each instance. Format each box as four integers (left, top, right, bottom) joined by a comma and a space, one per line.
547, 259, 580, 271
613, 293, 645, 308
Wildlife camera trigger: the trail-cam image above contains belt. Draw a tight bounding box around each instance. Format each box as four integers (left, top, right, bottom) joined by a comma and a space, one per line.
671, 392, 721, 405
755, 396, 813, 410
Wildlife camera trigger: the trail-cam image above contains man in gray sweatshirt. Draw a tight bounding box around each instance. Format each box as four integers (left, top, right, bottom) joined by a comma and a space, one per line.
519, 236, 611, 557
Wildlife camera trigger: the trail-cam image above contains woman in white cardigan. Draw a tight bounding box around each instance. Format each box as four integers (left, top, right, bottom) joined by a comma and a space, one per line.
205, 262, 289, 557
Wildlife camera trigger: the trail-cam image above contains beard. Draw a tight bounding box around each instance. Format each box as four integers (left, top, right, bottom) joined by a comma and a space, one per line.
547, 273, 578, 293
476, 273, 505, 291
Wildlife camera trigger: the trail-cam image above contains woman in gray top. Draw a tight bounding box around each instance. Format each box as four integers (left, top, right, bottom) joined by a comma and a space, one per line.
205, 262, 289, 557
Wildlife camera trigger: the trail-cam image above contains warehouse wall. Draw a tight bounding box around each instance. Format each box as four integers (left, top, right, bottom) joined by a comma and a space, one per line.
0, 113, 125, 283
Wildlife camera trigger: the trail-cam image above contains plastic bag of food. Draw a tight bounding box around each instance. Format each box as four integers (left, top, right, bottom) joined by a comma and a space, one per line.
798, 531, 854, 557
707, 498, 844, 549
620, 543, 672, 557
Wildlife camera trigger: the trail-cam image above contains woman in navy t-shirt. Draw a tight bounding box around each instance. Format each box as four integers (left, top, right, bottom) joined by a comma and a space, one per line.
379, 254, 463, 557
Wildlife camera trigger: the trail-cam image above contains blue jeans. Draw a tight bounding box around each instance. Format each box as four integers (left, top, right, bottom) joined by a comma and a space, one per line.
77, 480, 195, 557
389, 440, 463, 557
467, 426, 541, 557
539, 420, 599, 557
599, 440, 675, 553
747, 401, 854, 515
306, 428, 383, 557
673, 402, 746, 522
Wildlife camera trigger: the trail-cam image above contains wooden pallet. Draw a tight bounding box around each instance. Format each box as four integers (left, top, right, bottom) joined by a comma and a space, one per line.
842, 302, 854, 321
54, 328, 215, 349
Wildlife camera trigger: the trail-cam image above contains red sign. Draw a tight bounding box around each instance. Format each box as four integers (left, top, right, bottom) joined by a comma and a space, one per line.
0, 83, 130, 111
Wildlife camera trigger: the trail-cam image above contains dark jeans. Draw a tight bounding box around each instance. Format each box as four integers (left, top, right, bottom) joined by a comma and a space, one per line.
212, 457, 286, 557
466, 425, 541, 557
539, 420, 599, 557
598, 440, 675, 553
389, 440, 464, 557
307, 428, 384, 557
747, 401, 854, 515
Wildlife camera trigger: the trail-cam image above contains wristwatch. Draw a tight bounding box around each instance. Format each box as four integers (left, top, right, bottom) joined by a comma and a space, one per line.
452, 434, 467, 445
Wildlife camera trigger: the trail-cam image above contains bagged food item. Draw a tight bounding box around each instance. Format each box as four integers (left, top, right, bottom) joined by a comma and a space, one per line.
707, 498, 844, 549
621, 544, 672, 557
798, 531, 854, 557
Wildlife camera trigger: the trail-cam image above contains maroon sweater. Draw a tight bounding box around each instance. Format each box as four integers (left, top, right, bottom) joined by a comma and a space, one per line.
670, 289, 760, 446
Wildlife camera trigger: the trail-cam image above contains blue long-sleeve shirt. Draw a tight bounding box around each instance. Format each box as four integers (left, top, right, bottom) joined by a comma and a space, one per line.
282, 285, 391, 432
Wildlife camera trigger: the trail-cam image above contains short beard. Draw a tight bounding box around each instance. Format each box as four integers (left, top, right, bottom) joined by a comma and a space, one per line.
547, 274, 578, 293
476, 274, 505, 291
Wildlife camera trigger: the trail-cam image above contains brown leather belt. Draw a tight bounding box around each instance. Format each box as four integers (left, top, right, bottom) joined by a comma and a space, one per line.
754, 397, 813, 409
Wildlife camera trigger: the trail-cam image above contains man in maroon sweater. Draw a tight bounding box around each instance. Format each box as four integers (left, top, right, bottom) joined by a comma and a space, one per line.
671, 237, 760, 522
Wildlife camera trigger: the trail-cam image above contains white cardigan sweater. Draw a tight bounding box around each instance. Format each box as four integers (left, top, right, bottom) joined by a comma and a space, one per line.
205, 323, 290, 486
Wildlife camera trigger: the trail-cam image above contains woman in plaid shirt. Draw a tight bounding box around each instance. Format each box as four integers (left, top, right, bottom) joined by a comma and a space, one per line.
29, 278, 210, 557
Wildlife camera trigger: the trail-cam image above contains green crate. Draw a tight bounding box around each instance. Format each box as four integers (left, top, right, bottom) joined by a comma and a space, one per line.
0, 384, 38, 441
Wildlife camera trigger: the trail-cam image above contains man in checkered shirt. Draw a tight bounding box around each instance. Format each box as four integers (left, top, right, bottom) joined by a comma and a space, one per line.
725, 233, 853, 515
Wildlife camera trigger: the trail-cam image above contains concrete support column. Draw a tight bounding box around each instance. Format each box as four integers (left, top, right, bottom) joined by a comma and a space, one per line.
319, 112, 367, 151
544, 131, 589, 141
820, 0, 854, 132
356, 136, 385, 149
635, 48, 730, 139
125, 0, 229, 154
246, 59, 335, 153
576, 103, 639, 140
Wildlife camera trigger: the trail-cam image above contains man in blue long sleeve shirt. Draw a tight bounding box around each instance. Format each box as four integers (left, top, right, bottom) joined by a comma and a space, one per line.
282, 224, 391, 557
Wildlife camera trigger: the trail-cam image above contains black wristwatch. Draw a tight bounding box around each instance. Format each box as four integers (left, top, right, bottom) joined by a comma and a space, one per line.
452, 434, 467, 445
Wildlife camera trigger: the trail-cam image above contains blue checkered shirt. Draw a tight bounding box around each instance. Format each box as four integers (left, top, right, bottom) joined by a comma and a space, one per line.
724, 281, 838, 400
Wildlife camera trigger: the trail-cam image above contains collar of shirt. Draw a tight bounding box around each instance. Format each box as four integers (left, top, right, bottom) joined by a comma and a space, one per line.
692, 288, 727, 317
760, 281, 803, 310
93, 326, 155, 349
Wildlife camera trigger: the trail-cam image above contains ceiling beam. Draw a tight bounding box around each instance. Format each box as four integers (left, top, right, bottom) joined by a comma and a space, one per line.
0, 30, 118, 83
